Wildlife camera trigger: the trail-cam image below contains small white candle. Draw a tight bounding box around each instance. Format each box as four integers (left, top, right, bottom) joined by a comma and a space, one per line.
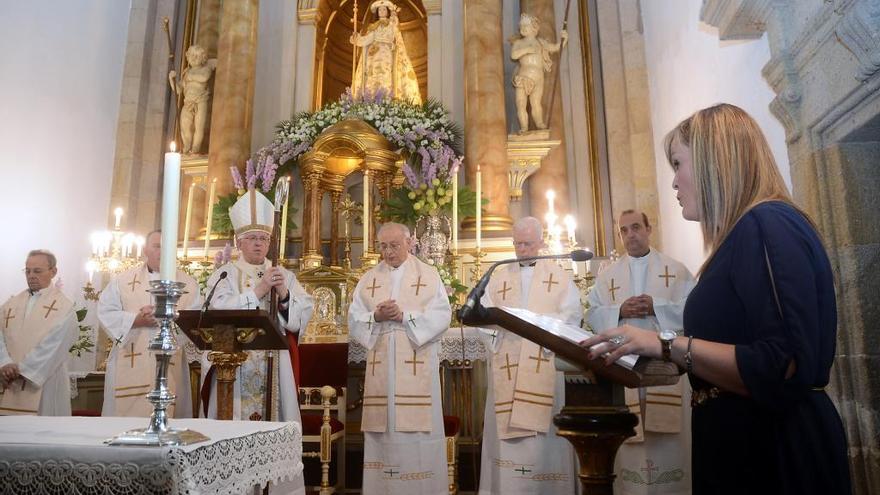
475, 164, 482, 251
86, 260, 96, 284
452, 171, 458, 254
135, 236, 145, 258
363, 172, 370, 253
113, 207, 124, 229
204, 178, 217, 256
279, 176, 290, 260
564, 215, 576, 245
546, 189, 556, 216
182, 181, 195, 259
160, 142, 181, 280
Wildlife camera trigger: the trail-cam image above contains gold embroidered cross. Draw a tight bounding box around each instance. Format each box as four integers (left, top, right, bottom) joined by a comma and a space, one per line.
658, 265, 676, 288
609, 278, 620, 302
42, 300, 58, 319
404, 350, 424, 376
3, 308, 14, 328
500, 353, 518, 381
542, 273, 559, 293
368, 350, 382, 376
367, 278, 382, 298
497, 281, 512, 301
127, 273, 141, 292
410, 276, 426, 296
123, 343, 142, 368
528, 347, 550, 373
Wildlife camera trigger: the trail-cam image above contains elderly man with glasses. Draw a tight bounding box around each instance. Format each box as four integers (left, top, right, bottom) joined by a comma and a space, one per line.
0, 250, 77, 416
348, 222, 452, 494
201, 190, 313, 435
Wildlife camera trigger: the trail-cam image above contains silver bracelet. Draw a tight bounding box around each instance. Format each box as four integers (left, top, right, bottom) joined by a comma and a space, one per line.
684, 335, 694, 373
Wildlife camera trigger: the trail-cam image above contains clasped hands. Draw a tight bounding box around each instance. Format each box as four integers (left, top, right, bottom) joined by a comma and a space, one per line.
255, 267, 289, 301
0, 363, 21, 388
132, 305, 157, 327
619, 294, 655, 319
373, 299, 403, 323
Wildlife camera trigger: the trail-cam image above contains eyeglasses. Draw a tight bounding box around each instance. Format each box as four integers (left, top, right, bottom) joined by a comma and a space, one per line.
241, 235, 271, 243
379, 242, 403, 252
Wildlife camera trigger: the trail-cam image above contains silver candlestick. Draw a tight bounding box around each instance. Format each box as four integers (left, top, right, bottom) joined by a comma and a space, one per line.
106, 280, 209, 446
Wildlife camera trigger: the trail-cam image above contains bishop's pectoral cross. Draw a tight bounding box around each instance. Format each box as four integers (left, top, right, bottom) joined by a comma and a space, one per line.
658, 265, 676, 288
404, 350, 424, 376
528, 347, 550, 373
123, 343, 142, 368
500, 353, 518, 380
127, 273, 141, 292
609, 278, 620, 302
410, 276, 426, 296
497, 281, 512, 301
4, 308, 14, 328
42, 300, 58, 319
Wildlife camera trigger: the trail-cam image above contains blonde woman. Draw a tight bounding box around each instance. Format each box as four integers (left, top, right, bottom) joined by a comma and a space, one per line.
581, 104, 851, 493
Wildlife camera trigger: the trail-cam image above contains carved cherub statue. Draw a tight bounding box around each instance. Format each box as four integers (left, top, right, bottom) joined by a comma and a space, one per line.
510, 13, 568, 133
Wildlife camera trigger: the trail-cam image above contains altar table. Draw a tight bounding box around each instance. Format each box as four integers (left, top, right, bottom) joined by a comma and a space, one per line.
0, 416, 303, 494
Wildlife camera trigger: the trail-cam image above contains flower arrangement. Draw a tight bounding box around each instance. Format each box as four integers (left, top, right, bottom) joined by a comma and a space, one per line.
435, 263, 468, 308
69, 307, 95, 357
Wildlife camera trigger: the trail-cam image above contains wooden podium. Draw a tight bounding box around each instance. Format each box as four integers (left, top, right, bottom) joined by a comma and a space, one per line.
177, 309, 289, 420
461, 306, 681, 495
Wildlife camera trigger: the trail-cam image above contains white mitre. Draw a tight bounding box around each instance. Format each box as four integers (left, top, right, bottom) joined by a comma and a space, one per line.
229, 188, 274, 236
370, 0, 399, 13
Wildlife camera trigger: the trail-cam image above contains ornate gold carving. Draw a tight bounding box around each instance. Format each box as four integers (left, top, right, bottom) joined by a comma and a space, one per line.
506, 133, 561, 201
235, 327, 265, 344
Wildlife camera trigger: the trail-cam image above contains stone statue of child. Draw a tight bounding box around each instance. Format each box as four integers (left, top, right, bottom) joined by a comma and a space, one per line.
510, 13, 568, 133
168, 45, 217, 155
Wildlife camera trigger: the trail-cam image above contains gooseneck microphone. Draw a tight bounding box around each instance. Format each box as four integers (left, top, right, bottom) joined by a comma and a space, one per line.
458, 249, 593, 321
202, 271, 228, 311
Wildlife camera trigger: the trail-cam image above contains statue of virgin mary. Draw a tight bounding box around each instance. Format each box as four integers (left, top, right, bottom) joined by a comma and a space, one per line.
350, 0, 422, 104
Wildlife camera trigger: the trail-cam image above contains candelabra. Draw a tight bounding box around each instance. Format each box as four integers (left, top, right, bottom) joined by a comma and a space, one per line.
106, 280, 208, 446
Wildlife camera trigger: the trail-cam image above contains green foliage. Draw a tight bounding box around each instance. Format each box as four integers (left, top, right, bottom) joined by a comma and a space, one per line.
69, 307, 95, 357
212, 190, 300, 239
379, 184, 484, 225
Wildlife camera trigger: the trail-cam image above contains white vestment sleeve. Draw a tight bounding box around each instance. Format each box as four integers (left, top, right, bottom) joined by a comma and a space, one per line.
0, 306, 12, 365
277, 274, 314, 334
557, 280, 584, 327
651, 276, 695, 331
586, 282, 622, 332
97, 278, 137, 344
18, 311, 77, 387
348, 277, 381, 350
403, 277, 452, 348
208, 271, 260, 310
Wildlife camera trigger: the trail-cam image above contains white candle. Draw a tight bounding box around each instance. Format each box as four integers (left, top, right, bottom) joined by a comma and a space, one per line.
160, 143, 181, 280
86, 260, 96, 285
279, 177, 290, 260
204, 178, 216, 256
182, 181, 195, 259
113, 207, 124, 229
546, 189, 556, 216
363, 172, 370, 253
452, 171, 458, 254
475, 164, 482, 251
564, 215, 576, 245
135, 236, 145, 258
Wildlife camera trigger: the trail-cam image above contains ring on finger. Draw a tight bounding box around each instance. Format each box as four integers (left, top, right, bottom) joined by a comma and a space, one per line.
608, 335, 625, 346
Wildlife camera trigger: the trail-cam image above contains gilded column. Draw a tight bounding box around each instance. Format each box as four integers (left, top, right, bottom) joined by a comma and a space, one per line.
302, 171, 324, 268
330, 191, 341, 267
207, 0, 259, 198
463, 0, 511, 231
522, 0, 570, 219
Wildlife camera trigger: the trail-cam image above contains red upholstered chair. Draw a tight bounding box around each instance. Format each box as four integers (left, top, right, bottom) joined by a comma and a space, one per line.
444, 414, 461, 495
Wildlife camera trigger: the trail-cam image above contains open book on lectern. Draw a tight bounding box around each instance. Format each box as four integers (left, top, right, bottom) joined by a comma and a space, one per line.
493, 306, 638, 370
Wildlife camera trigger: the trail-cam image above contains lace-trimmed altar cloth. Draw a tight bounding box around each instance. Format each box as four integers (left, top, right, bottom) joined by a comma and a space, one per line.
0, 416, 303, 494
348, 327, 489, 363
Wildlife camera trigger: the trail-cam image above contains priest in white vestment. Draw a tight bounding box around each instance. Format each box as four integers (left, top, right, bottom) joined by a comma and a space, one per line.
201, 188, 313, 426
98, 230, 201, 417
478, 216, 581, 494
0, 250, 77, 416
348, 222, 451, 495
587, 210, 696, 495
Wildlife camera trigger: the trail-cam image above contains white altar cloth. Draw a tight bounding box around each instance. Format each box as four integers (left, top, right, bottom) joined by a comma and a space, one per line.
0, 416, 303, 494
348, 326, 489, 363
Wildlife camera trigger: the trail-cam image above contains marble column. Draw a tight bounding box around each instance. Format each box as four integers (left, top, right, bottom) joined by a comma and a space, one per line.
196, 0, 222, 57
463, 0, 511, 231
207, 0, 259, 198
522, 0, 571, 220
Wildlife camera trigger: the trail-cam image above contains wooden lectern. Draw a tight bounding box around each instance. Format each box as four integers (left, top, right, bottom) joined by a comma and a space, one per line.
461, 306, 681, 495
177, 309, 288, 420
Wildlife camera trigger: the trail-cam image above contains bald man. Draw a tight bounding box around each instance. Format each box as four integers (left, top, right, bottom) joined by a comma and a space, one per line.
587, 209, 695, 495
348, 222, 452, 495
478, 216, 582, 494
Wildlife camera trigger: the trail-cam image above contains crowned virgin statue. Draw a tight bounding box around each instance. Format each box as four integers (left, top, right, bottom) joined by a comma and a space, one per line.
350, 0, 422, 104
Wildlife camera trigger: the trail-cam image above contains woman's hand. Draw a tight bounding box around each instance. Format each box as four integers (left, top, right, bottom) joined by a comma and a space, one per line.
579, 324, 662, 365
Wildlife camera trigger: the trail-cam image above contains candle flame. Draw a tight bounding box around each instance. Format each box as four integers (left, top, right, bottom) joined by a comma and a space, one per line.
170, 141, 177, 152
546, 190, 556, 200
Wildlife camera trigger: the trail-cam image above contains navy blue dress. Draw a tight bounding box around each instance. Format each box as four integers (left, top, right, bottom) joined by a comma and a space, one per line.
684, 202, 851, 494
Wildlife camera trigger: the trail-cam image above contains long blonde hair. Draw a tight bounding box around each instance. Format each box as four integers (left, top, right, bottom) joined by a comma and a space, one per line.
664, 104, 804, 271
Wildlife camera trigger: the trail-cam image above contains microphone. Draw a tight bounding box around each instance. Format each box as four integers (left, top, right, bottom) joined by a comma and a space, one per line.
202, 271, 228, 311
458, 249, 592, 321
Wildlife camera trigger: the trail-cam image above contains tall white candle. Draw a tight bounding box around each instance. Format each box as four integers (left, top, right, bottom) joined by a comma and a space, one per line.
564, 214, 576, 245
279, 177, 290, 260
182, 181, 195, 259
204, 178, 216, 256
160, 143, 181, 280
363, 172, 370, 254
475, 164, 482, 251
451, 171, 458, 254
113, 207, 124, 229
